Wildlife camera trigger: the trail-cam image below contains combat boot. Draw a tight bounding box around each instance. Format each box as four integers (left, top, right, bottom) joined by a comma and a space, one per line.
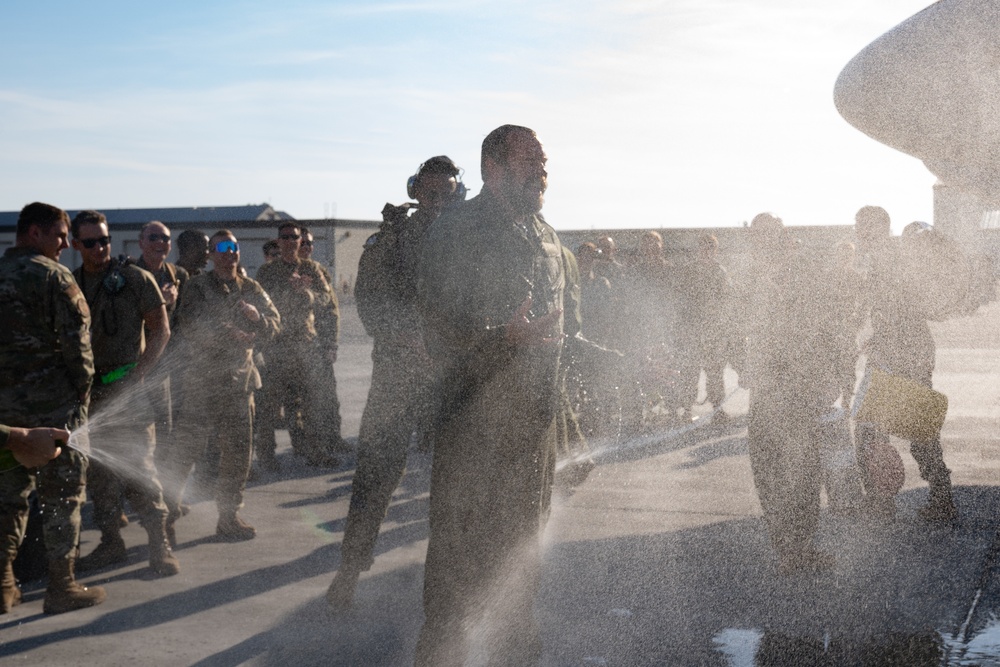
0, 559, 21, 613
77, 534, 127, 572
43, 558, 107, 614
217, 512, 256, 541
146, 518, 180, 576
919, 483, 957, 522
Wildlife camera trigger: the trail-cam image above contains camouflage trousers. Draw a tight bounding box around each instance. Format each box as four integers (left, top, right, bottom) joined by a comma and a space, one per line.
255, 342, 342, 459
162, 381, 254, 517
340, 346, 436, 572
0, 446, 88, 563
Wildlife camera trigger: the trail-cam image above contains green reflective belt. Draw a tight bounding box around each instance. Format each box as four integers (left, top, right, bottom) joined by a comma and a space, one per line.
99, 363, 137, 386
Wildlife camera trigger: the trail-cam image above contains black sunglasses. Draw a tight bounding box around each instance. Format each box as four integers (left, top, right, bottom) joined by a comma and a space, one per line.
80, 236, 112, 249
279, 233, 301, 241
146, 233, 171, 243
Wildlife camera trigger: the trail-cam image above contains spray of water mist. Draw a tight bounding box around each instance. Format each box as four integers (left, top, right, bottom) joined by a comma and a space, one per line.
66, 342, 209, 500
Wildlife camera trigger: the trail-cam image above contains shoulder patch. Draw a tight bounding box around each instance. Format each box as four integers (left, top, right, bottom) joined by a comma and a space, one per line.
364, 233, 380, 248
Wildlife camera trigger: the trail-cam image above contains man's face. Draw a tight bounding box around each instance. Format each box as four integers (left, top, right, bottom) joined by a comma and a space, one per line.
139, 222, 171, 266
298, 232, 314, 260
493, 131, 547, 217
31, 218, 70, 261
414, 172, 458, 214
277, 226, 301, 262
73, 221, 113, 272
210, 234, 240, 272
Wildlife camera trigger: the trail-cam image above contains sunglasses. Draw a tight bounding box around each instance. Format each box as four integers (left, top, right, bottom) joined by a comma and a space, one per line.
279, 233, 301, 241
146, 233, 171, 243
301, 240, 313, 247
80, 236, 112, 249
214, 240, 239, 253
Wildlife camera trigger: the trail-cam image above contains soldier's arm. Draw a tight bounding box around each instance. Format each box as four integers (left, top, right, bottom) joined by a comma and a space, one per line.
246, 283, 281, 343
54, 270, 94, 403
137, 305, 170, 381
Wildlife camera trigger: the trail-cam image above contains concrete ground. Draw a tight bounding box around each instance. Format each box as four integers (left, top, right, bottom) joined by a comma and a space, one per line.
3, 301, 1000, 666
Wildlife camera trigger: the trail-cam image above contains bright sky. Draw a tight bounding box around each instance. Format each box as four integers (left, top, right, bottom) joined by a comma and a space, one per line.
1, 1, 935, 231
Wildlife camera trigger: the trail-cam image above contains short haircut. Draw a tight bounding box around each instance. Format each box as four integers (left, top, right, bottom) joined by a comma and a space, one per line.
17, 202, 69, 237
481, 124, 535, 181
299, 226, 312, 239
855, 205, 891, 233
277, 221, 300, 235
71, 210, 107, 238
177, 229, 208, 252
139, 220, 168, 239
209, 229, 236, 246
263, 239, 279, 254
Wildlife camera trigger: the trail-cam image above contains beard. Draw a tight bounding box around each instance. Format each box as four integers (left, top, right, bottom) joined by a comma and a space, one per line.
498, 175, 546, 217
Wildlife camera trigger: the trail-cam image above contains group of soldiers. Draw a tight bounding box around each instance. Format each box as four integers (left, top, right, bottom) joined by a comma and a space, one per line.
0, 205, 345, 615
0, 122, 969, 666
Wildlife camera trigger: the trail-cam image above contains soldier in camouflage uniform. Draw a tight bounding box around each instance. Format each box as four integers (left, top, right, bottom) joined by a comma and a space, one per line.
70, 211, 179, 577
327, 155, 462, 609
0, 202, 106, 614
163, 230, 280, 543
414, 126, 565, 666
255, 221, 344, 469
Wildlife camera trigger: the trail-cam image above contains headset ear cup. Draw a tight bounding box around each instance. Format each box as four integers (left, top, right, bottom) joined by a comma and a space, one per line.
406, 174, 418, 200
454, 181, 467, 202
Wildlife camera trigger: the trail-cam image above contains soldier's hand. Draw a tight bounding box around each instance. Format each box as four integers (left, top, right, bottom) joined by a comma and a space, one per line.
504, 297, 565, 347
327, 347, 338, 364
161, 283, 178, 307
238, 299, 261, 322
289, 272, 313, 292
7, 427, 67, 468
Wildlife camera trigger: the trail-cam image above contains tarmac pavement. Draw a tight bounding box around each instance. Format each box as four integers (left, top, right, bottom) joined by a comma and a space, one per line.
3, 301, 1000, 666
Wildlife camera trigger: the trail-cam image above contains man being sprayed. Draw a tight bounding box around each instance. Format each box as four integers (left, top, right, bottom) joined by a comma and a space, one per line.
163, 231, 280, 543
854, 205, 956, 521
415, 125, 564, 665
255, 221, 344, 468
0, 202, 106, 614
327, 155, 464, 609
71, 211, 179, 577
744, 213, 856, 574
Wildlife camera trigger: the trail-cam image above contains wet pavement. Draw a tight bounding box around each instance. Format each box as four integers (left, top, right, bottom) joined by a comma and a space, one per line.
2, 302, 1000, 665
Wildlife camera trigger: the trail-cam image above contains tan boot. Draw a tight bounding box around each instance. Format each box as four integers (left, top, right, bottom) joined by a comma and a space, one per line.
0, 559, 21, 613
147, 518, 180, 577
217, 512, 256, 542
43, 558, 107, 614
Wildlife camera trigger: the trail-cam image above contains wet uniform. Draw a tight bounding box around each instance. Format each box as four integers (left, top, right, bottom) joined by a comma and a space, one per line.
339, 206, 439, 574
73, 260, 170, 540
165, 271, 280, 520
415, 190, 565, 666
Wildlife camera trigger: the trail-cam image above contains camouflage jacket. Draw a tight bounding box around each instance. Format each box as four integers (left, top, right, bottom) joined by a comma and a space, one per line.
255, 258, 338, 350
0, 247, 94, 426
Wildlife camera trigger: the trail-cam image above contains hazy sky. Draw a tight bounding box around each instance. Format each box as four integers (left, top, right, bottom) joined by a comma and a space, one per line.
2, 1, 935, 231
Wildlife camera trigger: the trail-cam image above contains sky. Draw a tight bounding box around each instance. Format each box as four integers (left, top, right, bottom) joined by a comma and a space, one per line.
1, 1, 937, 231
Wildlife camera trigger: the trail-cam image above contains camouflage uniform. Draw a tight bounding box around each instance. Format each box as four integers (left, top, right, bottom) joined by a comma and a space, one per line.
254, 258, 342, 464
73, 261, 170, 541
0, 248, 93, 565
415, 191, 565, 666
163, 271, 280, 520
338, 206, 439, 574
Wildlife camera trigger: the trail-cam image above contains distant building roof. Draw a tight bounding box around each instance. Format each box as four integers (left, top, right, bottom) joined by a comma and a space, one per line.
0, 203, 294, 228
